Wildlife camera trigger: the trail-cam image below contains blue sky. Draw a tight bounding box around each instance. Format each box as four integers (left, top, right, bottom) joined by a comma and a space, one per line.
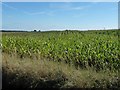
2, 2, 118, 31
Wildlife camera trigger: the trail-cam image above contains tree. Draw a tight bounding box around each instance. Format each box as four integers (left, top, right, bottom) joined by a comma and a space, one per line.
34, 30, 37, 32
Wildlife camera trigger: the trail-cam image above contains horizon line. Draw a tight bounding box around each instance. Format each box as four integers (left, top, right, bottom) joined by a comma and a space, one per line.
0, 28, 118, 31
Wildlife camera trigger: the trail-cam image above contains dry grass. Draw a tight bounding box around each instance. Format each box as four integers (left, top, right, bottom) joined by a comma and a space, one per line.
2, 53, 120, 89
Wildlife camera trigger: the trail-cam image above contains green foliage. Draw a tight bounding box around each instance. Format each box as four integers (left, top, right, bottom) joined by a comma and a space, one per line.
2, 30, 120, 71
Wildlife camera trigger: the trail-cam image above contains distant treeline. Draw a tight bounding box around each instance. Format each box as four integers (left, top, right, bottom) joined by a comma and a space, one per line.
0, 30, 28, 32
0, 29, 119, 32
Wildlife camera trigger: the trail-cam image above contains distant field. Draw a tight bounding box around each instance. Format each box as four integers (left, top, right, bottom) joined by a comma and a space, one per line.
2, 30, 120, 88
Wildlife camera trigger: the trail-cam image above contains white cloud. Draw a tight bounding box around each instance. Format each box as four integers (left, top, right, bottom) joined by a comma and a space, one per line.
70, 5, 91, 10
2, 3, 55, 16
2, 3, 17, 10
71, 7, 84, 10
46, 11, 55, 16
49, 2, 91, 11
24, 11, 55, 16
24, 11, 45, 15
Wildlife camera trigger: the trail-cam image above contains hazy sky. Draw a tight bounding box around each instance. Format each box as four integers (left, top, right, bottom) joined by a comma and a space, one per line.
2, 2, 118, 31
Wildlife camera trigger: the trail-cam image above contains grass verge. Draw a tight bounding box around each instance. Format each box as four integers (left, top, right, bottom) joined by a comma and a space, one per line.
2, 53, 120, 89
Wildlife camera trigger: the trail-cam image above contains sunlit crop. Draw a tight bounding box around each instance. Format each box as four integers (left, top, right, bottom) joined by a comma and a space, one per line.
2, 30, 120, 71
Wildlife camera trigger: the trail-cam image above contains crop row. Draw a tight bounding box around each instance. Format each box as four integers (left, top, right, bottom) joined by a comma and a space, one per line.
2, 30, 120, 71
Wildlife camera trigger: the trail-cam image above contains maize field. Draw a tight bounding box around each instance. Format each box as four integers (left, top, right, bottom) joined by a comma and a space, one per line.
2, 30, 120, 71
